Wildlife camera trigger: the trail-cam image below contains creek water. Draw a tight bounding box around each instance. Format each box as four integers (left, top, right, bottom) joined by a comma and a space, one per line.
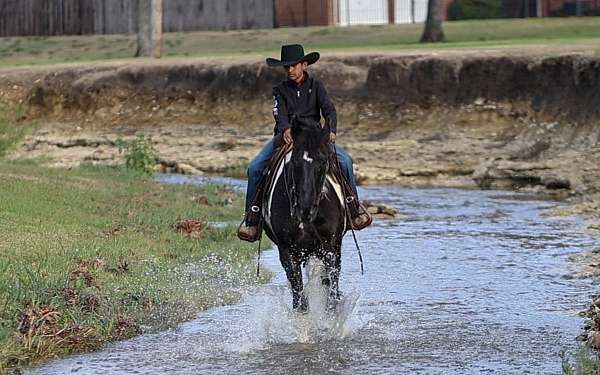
29, 178, 598, 374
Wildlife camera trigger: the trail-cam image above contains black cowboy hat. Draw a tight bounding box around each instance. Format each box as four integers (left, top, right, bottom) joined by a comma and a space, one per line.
266, 44, 320, 67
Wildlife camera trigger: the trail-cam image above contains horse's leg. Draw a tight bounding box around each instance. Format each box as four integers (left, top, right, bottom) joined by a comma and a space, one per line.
279, 247, 306, 312
322, 241, 342, 310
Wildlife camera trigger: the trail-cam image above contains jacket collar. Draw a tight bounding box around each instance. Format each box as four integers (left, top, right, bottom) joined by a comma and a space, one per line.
288, 71, 311, 88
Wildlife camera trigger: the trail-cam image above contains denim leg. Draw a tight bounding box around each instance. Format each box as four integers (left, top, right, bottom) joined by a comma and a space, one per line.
245, 139, 275, 212
334, 146, 359, 197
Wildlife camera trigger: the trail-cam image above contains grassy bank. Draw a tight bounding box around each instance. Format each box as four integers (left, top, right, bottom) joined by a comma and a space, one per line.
0, 162, 260, 371
562, 346, 600, 374
0, 106, 262, 371
0, 105, 29, 158
1, 18, 599, 68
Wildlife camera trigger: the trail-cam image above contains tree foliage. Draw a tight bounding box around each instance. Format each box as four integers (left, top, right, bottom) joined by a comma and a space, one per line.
448, 0, 502, 20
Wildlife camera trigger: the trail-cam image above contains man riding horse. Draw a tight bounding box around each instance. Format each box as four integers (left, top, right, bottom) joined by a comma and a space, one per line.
238, 44, 371, 242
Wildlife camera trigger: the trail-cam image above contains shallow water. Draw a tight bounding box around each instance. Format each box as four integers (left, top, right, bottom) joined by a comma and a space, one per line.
29, 180, 598, 374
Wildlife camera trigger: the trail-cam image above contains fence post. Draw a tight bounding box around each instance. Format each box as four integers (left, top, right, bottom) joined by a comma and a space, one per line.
346, 0, 351, 25
411, 0, 416, 23
388, 0, 396, 24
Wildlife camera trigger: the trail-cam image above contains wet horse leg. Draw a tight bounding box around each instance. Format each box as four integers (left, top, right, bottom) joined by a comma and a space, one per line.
322, 241, 342, 310
278, 247, 307, 311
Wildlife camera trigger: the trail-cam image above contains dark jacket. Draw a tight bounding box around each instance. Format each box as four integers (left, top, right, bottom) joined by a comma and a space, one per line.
272, 73, 337, 136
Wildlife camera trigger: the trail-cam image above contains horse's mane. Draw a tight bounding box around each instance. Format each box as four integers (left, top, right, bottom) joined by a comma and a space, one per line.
292, 117, 329, 154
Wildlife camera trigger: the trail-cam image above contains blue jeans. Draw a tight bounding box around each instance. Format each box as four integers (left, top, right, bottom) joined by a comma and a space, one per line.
245, 139, 359, 212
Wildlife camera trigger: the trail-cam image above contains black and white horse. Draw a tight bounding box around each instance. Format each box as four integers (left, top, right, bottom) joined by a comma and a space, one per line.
262, 118, 346, 312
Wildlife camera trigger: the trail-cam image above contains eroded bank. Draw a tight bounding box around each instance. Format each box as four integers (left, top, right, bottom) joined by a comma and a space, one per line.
1, 53, 599, 226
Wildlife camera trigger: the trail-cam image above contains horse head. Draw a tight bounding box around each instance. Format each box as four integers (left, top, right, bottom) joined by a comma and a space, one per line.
289, 117, 331, 223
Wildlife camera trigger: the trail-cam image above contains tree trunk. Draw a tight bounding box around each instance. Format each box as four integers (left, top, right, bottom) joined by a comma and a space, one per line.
420, 0, 445, 43
135, 0, 162, 58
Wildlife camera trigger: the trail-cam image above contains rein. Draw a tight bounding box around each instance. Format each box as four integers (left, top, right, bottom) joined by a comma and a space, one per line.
288, 139, 365, 275
333, 143, 365, 275
255, 130, 365, 278
288, 147, 329, 221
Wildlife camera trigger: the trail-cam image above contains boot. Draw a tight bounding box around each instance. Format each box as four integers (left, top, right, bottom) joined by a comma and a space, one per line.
238, 225, 259, 242
237, 207, 261, 242
352, 210, 372, 230
347, 198, 372, 231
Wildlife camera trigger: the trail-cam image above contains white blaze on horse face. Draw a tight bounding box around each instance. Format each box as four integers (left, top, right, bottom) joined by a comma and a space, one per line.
302, 151, 314, 164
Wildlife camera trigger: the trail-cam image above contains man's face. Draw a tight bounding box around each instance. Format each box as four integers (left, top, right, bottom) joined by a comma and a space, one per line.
284, 62, 307, 82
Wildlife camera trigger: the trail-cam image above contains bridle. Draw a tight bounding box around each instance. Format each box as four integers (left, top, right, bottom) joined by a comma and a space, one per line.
284, 145, 330, 222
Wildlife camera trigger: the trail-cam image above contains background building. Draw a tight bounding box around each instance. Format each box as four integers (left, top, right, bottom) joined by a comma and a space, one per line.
0, 0, 275, 37
274, 0, 430, 26
0, 0, 598, 37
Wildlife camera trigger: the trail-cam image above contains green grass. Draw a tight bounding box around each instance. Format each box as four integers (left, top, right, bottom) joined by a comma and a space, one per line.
0, 160, 264, 371
0, 103, 268, 371
0, 105, 32, 157
222, 160, 249, 179
1, 18, 600, 68
562, 345, 600, 374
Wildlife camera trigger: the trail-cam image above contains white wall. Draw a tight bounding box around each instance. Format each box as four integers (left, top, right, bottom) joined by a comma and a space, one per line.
339, 0, 388, 25
338, 0, 427, 25
396, 0, 428, 23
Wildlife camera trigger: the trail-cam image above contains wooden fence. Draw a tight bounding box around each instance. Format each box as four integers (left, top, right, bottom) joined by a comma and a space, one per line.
0, 0, 275, 37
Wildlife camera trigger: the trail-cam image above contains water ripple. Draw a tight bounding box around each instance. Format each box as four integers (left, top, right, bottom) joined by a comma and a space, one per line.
28, 187, 599, 374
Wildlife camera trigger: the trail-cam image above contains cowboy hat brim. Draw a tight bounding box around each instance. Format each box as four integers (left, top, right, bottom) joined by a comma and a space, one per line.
266, 52, 320, 67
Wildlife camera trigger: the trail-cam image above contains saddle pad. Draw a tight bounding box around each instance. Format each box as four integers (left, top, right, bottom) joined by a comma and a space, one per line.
263, 151, 345, 232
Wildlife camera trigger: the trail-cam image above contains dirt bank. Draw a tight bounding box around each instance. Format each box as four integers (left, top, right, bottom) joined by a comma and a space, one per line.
1, 53, 599, 219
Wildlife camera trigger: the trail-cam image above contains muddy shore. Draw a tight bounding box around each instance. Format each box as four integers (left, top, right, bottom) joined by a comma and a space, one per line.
1, 53, 599, 233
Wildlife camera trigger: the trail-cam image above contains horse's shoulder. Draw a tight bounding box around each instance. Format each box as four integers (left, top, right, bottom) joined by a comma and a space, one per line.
262, 148, 292, 230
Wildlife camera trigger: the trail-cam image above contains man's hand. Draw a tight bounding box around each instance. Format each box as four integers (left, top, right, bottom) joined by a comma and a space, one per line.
283, 128, 293, 145
330, 132, 336, 143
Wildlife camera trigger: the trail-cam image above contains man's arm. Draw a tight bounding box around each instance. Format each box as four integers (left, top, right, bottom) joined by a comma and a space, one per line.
273, 87, 290, 134
316, 80, 337, 134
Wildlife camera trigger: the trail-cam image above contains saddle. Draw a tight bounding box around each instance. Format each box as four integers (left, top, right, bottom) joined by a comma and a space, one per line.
245, 143, 354, 237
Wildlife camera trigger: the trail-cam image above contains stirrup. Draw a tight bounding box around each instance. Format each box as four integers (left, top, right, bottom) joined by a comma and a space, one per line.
347, 202, 372, 231
237, 225, 259, 242
351, 212, 373, 231
245, 206, 261, 226
237, 207, 261, 242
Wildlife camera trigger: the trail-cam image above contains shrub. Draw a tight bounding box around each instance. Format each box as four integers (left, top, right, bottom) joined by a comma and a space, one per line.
448, 0, 502, 20
116, 135, 157, 175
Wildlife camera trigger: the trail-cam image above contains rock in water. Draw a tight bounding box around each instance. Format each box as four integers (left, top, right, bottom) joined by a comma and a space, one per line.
363, 201, 399, 219
590, 332, 600, 350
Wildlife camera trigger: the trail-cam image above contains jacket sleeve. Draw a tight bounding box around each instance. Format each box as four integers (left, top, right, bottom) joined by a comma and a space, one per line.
272, 87, 290, 134
316, 80, 337, 134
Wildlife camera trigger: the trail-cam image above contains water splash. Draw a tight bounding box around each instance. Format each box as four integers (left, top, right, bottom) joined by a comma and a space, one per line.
223, 257, 362, 354
27, 187, 597, 375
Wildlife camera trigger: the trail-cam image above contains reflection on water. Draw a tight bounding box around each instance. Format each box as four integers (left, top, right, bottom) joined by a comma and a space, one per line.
28, 183, 598, 374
